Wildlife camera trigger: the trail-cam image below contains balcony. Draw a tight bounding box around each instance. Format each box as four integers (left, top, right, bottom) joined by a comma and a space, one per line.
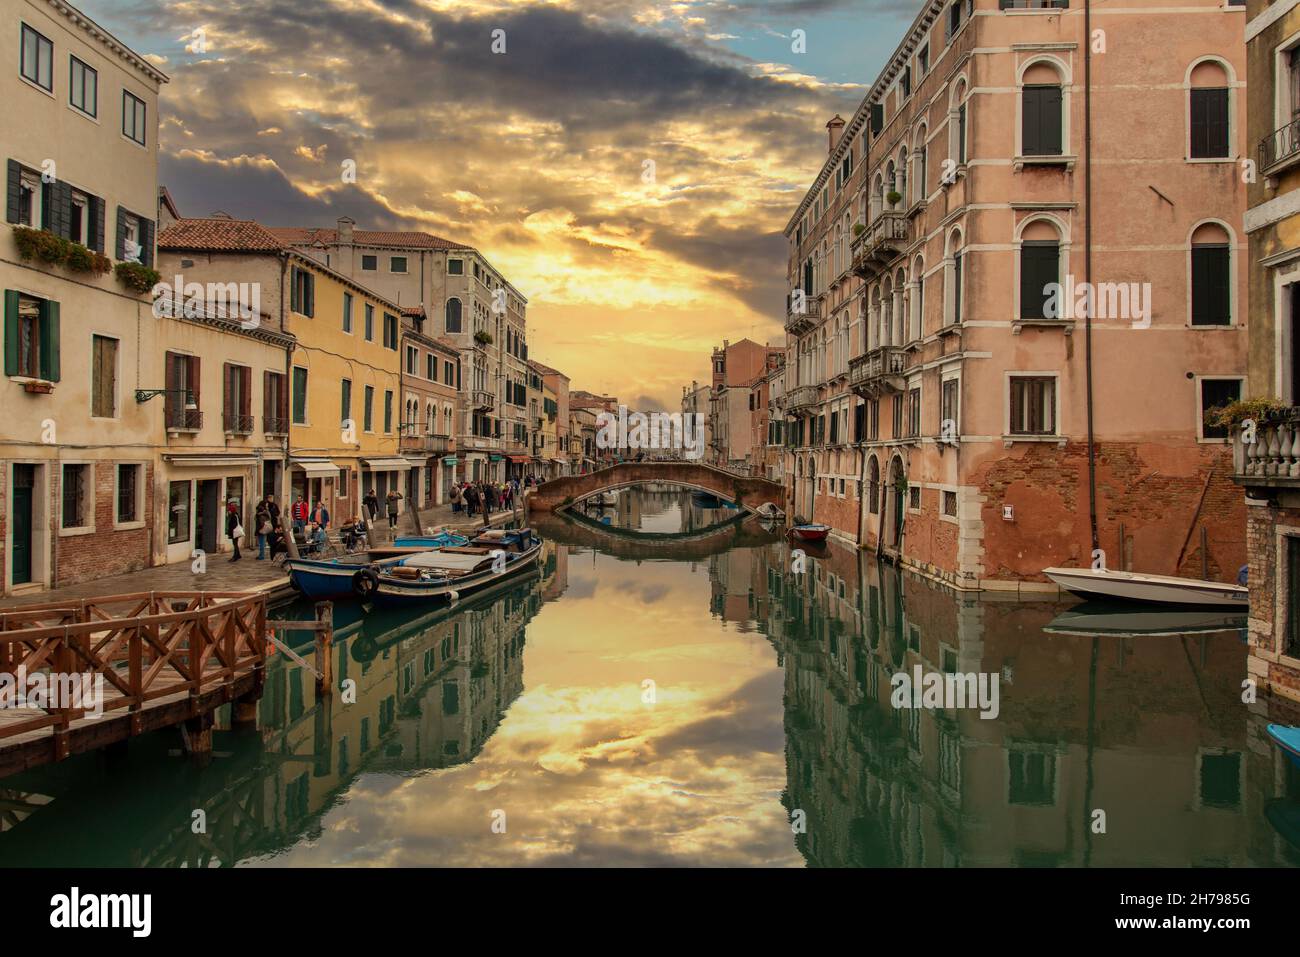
849, 346, 911, 397
785, 295, 822, 336
784, 385, 820, 412
223, 413, 254, 435
850, 212, 909, 280
471, 390, 495, 411
462, 434, 502, 451
1260, 118, 1300, 179
1231, 415, 1300, 488
263, 415, 288, 436
166, 409, 203, 432
401, 432, 453, 454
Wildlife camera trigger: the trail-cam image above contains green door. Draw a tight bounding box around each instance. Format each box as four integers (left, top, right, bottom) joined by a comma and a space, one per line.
11, 465, 34, 584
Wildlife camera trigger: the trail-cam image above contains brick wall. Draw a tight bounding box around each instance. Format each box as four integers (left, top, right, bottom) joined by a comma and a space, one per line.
53, 461, 154, 587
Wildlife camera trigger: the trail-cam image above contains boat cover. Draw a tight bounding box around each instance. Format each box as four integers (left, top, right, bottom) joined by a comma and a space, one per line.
401, 552, 493, 572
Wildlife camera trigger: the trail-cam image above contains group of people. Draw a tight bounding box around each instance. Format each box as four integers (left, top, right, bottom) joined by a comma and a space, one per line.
226, 488, 401, 562
449, 475, 538, 520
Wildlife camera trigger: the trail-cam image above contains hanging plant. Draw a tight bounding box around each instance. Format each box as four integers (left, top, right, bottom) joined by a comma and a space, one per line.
115, 261, 162, 293
886, 190, 903, 205
1203, 396, 1292, 430
852, 222, 866, 237
474, 330, 494, 346
12, 226, 111, 275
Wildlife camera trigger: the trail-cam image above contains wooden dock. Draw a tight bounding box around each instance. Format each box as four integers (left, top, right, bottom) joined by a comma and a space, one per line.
0, 591, 270, 778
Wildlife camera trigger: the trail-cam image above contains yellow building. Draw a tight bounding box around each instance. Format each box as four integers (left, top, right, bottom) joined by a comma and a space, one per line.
1, 0, 166, 594
157, 217, 405, 527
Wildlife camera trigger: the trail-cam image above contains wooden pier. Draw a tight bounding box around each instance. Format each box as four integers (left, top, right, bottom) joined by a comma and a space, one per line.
0, 591, 271, 778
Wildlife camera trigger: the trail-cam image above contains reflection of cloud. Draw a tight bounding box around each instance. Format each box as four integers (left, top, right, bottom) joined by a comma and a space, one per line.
78, 0, 860, 406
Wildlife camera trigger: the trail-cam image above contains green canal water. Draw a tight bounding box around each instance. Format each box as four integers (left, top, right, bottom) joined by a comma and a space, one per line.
1, 486, 1298, 867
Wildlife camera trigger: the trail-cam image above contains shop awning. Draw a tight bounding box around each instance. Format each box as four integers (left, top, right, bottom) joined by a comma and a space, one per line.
490, 454, 503, 462
442, 456, 458, 465
507, 455, 531, 464
291, 459, 338, 477
361, 457, 413, 471
163, 454, 259, 468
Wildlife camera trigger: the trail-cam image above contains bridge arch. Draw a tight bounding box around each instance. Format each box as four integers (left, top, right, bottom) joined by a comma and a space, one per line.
527, 462, 785, 515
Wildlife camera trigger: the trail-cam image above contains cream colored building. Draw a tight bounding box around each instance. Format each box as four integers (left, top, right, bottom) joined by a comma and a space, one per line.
1, 0, 166, 594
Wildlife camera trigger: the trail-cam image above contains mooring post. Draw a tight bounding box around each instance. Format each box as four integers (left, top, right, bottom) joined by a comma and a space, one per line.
182, 711, 214, 765
314, 601, 333, 698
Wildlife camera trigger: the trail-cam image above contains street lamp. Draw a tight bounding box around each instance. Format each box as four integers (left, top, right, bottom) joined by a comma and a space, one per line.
135, 388, 197, 409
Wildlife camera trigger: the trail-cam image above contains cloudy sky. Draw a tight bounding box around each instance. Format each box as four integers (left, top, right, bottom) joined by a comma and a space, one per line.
83, 0, 917, 408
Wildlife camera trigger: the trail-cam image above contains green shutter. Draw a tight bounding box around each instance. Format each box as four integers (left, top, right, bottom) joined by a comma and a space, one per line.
4, 290, 19, 376
40, 299, 59, 381
292, 366, 307, 423
290, 267, 300, 313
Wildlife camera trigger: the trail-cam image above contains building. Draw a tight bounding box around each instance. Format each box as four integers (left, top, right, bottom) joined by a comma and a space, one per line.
157, 217, 406, 526
2, 0, 167, 594
569, 406, 599, 473
704, 338, 782, 471
781, 0, 1248, 589
1238, 0, 1300, 721
527, 362, 560, 478
680, 380, 713, 464
398, 307, 461, 508
532, 361, 570, 476
274, 219, 530, 485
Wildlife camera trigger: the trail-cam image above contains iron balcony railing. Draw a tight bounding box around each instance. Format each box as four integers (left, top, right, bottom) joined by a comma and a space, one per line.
166, 408, 203, 431
223, 412, 254, 435
1261, 117, 1300, 172
263, 415, 288, 435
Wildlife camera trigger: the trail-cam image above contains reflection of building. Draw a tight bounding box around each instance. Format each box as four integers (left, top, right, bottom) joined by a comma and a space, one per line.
752, 538, 1286, 867
781, 0, 1247, 589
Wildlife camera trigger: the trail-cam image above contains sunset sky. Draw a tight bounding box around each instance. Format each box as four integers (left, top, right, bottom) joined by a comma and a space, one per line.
84, 0, 917, 408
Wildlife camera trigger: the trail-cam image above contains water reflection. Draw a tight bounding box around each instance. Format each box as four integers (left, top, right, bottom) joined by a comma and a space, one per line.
0, 487, 1296, 867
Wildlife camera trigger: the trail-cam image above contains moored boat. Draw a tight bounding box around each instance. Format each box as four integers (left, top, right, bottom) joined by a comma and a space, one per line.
788, 523, 831, 543
1042, 566, 1248, 608
1267, 724, 1300, 770
1044, 602, 1247, 637
364, 528, 543, 606
286, 530, 469, 598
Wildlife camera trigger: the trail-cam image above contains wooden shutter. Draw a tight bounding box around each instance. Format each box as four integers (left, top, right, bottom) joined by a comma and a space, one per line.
239, 368, 250, 417
1023, 86, 1062, 156
1192, 245, 1231, 325
293, 367, 307, 423
187, 356, 201, 410
1190, 89, 1229, 159
92, 195, 105, 252
3, 290, 18, 376
39, 300, 58, 381
1020, 242, 1059, 319
278, 373, 289, 421
223, 362, 235, 423
92, 335, 116, 416
115, 206, 127, 260
140, 218, 155, 267
49, 180, 71, 239
290, 267, 300, 313
164, 351, 179, 421
263, 370, 273, 427
5, 161, 21, 224
870, 103, 883, 135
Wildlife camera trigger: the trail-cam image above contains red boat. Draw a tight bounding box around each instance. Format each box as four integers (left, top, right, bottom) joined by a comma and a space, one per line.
788, 523, 831, 543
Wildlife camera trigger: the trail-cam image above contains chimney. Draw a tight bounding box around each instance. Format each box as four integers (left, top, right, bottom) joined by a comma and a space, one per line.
337, 216, 355, 245
826, 114, 846, 153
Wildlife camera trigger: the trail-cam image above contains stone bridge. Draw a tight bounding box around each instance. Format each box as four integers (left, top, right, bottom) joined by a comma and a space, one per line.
527, 462, 784, 513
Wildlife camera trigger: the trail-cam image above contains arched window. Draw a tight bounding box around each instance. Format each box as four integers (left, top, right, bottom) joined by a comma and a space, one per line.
871, 172, 884, 221
880, 274, 894, 347
885, 160, 898, 208
868, 455, 880, 514
944, 228, 964, 327
1021, 60, 1065, 157
1019, 219, 1063, 320
893, 266, 907, 346
1188, 60, 1230, 160
426, 400, 435, 434
913, 125, 928, 204
445, 297, 463, 334
1190, 221, 1232, 326
896, 147, 908, 206
911, 254, 926, 341
949, 78, 968, 167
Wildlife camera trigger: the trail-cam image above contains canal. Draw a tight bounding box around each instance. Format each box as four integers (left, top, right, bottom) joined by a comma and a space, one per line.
0, 485, 1296, 867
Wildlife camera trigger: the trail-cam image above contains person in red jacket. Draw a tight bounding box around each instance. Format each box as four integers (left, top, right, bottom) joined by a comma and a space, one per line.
291, 495, 309, 533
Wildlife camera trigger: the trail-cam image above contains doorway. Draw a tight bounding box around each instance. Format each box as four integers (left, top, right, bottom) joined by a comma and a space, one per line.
196, 479, 221, 553
11, 464, 35, 585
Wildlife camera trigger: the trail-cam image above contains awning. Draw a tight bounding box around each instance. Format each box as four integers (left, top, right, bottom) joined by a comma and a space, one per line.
162, 454, 259, 468
507, 455, 531, 464
490, 454, 503, 462
361, 457, 413, 471
291, 459, 338, 478
442, 456, 458, 465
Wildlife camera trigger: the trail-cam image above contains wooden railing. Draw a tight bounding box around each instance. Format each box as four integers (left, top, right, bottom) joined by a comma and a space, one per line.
0, 591, 267, 745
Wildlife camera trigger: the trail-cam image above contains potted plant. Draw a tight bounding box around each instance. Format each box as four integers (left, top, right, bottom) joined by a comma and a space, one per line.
886, 190, 903, 206
115, 261, 162, 294
852, 223, 866, 237
474, 330, 493, 346
1204, 396, 1292, 432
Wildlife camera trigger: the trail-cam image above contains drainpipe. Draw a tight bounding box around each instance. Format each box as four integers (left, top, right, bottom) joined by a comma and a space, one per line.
1083, 0, 1100, 556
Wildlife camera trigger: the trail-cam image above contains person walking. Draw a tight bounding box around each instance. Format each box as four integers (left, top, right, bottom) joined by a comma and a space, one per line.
226, 500, 244, 562
264, 494, 281, 529
312, 499, 330, 530
254, 499, 272, 560
386, 488, 403, 529
451, 483, 462, 514
291, 494, 308, 533
363, 488, 380, 524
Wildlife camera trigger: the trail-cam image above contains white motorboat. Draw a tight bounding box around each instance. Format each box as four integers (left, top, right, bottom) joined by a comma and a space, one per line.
1044, 602, 1247, 637
1042, 566, 1248, 608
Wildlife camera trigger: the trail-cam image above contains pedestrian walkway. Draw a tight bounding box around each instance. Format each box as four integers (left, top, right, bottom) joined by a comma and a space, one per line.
0, 556, 290, 611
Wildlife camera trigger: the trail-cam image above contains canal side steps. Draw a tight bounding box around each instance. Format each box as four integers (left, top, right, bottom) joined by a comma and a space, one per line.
0, 591, 272, 779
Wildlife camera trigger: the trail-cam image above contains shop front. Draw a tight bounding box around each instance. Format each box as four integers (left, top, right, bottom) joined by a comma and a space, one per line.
159, 453, 270, 566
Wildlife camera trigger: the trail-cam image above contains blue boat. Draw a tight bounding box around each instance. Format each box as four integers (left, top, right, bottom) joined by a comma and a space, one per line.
1267, 724, 1300, 769
363, 528, 543, 606
285, 530, 469, 599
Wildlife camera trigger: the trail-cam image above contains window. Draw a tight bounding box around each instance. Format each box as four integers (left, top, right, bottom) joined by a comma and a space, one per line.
223, 363, 252, 432
91, 334, 117, 417
290, 266, 315, 317
168, 481, 190, 544
69, 191, 87, 245
1009, 376, 1057, 435
264, 371, 288, 433
426, 354, 434, 380
338, 469, 349, 499
405, 346, 417, 375
62, 463, 89, 529
292, 367, 308, 424
384, 312, 398, 350
69, 56, 97, 116
448, 258, 464, 275
116, 464, 140, 524
384, 390, 393, 433
1286, 536, 1300, 659
1020, 240, 1060, 319
361, 254, 377, 271
364, 385, 374, 432
122, 90, 147, 145
1190, 77, 1229, 159
943, 490, 958, 517
120, 211, 141, 262
1199, 378, 1242, 440
1022, 84, 1063, 156
909, 486, 921, 509
891, 395, 903, 437
390, 256, 407, 274
1191, 234, 1231, 326
342, 292, 353, 333
164, 352, 200, 429
445, 298, 462, 334
3, 291, 60, 382
918, 44, 929, 77
444, 360, 455, 387
15, 168, 41, 227
20, 24, 52, 92
1008, 748, 1056, 806
906, 387, 921, 438
364, 303, 375, 341
941, 378, 959, 436
1199, 751, 1241, 810
341, 378, 352, 425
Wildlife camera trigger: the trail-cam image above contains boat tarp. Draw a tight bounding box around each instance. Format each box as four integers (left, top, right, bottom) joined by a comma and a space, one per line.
401, 552, 492, 572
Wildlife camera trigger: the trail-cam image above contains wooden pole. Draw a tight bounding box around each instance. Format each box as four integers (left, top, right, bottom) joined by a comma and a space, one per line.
314, 601, 333, 698
1201, 526, 1209, 581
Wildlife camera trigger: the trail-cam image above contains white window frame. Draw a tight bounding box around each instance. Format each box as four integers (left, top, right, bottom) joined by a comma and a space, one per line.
58, 460, 95, 536
1194, 374, 1245, 443
69, 55, 97, 119
1003, 370, 1063, 444
113, 461, 147, 530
